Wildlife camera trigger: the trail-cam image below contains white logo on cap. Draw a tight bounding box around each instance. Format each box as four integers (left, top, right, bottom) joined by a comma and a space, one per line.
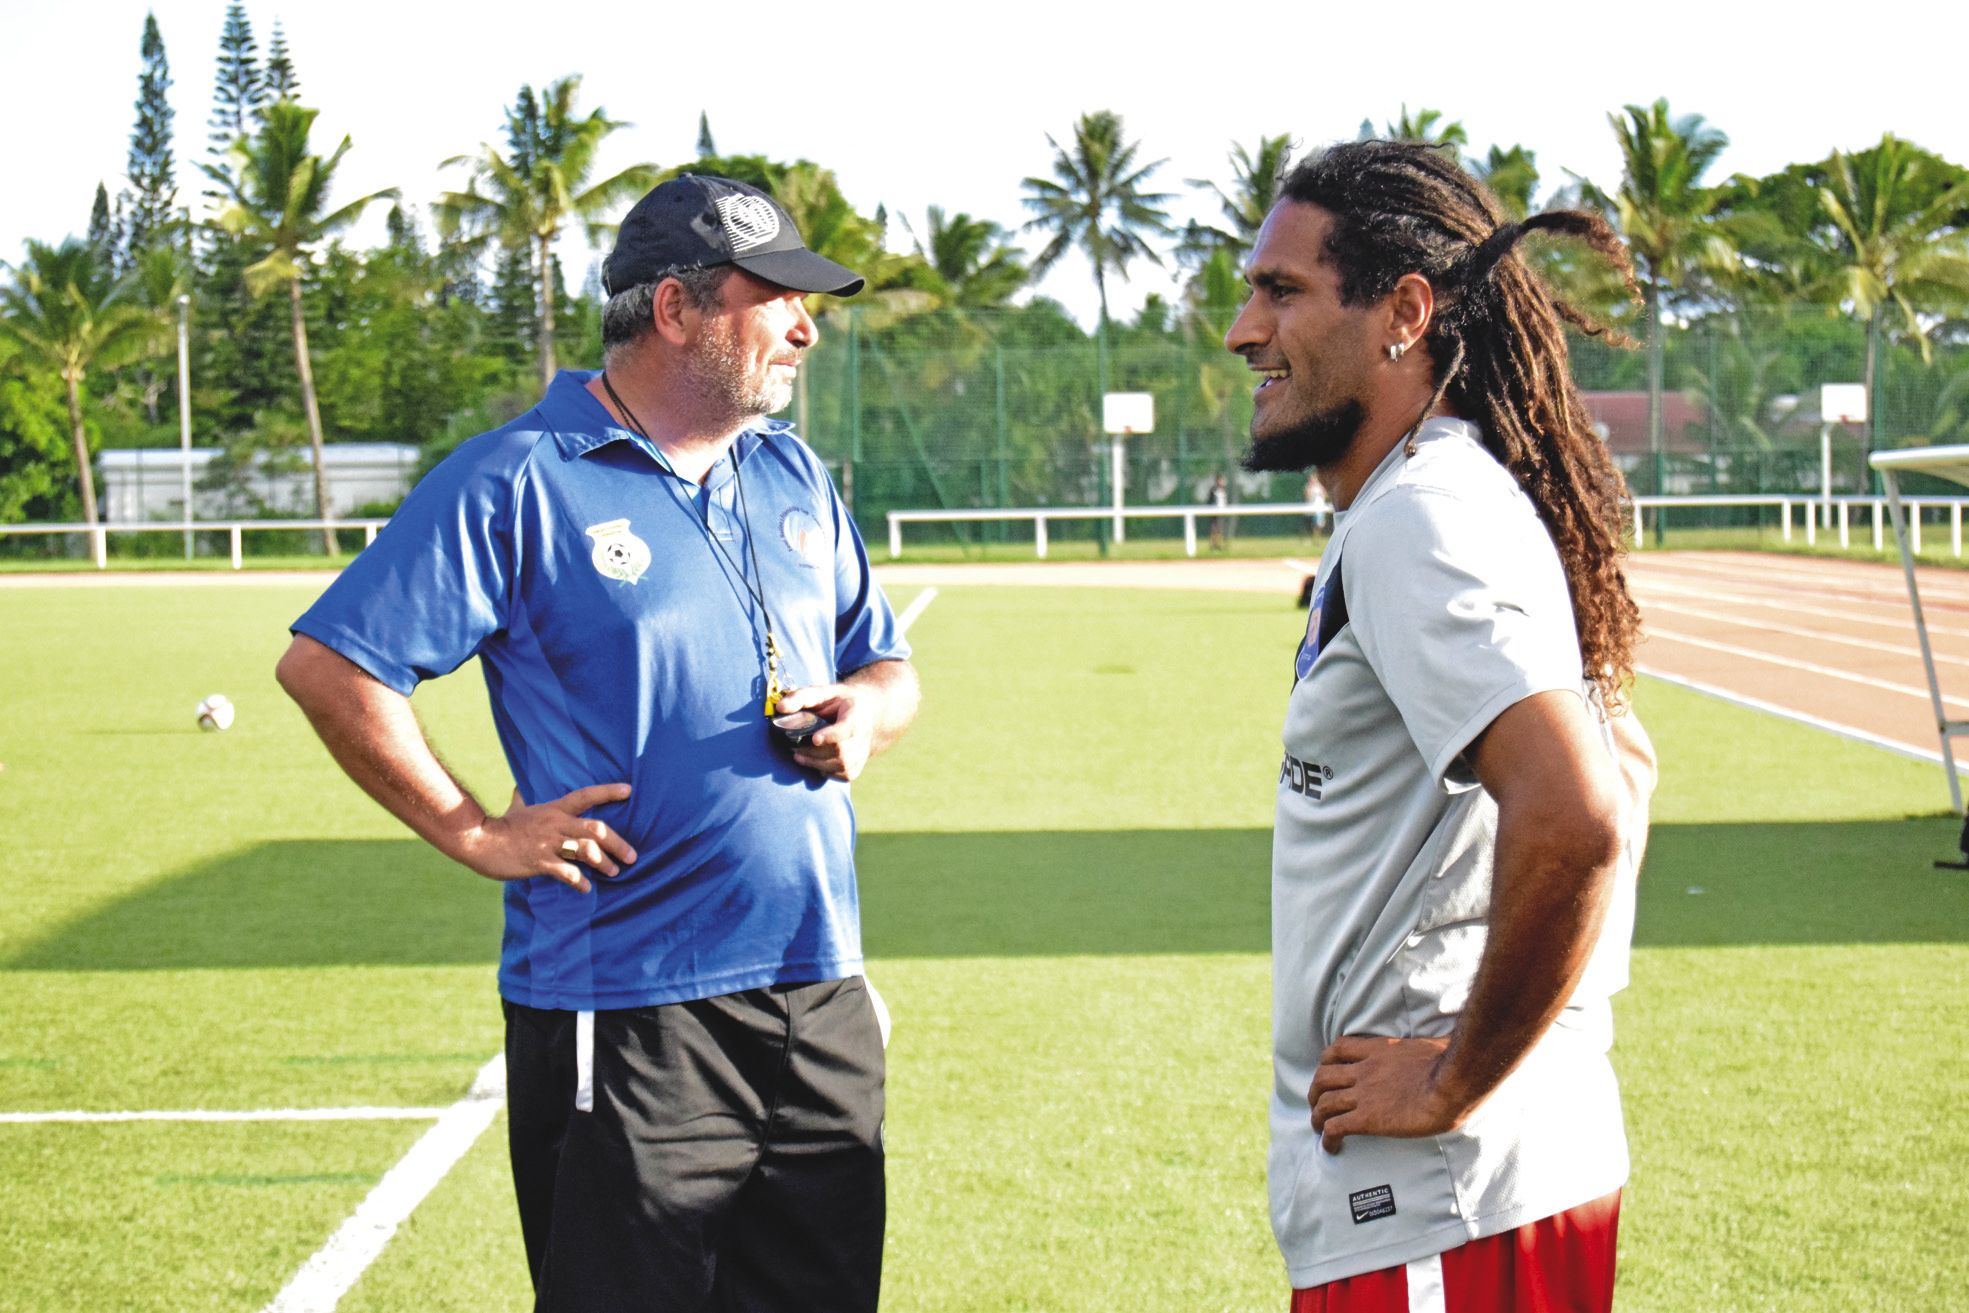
715, 194, 781, 252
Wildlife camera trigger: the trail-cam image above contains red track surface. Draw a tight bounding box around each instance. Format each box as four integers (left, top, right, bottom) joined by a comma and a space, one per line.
1626, 550, 1962, 770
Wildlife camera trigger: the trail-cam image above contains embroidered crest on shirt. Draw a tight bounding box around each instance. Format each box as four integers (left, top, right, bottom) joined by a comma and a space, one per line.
716, 195, 781, 253
779, 507, 827, 568
1296, 582, 1325, 681
585, 518, 651, 585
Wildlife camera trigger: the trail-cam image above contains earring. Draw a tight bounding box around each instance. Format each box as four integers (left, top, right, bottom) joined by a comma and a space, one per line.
1386, 342, 1407, 361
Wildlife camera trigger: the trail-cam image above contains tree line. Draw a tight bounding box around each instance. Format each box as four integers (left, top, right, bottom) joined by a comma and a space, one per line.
3, 3, 1968, 538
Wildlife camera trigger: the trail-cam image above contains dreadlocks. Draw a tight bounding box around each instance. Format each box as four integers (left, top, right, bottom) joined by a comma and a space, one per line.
1280, 138, 1643, 707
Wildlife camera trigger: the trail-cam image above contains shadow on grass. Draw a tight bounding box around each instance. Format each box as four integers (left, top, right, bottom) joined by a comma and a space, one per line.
6, 819, 1965, 971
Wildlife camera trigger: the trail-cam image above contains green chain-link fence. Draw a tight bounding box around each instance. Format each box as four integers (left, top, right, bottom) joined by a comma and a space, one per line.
796, 305, 1969, 545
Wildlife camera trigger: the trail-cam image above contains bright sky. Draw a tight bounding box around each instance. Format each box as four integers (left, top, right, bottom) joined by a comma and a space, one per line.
7, 0, 1967, 330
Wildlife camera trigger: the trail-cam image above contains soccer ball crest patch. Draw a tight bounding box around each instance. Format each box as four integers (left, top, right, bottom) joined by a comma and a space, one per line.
586, 518, 651, 585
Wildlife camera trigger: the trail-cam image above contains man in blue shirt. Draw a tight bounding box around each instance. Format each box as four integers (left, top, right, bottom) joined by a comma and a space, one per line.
276, 174, 919, 1312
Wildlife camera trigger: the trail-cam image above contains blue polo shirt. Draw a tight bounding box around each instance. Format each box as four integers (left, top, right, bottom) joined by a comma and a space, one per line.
293, 370, 909, 1010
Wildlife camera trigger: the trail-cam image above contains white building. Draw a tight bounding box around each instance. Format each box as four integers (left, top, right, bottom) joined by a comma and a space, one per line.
97, 444, 419, 522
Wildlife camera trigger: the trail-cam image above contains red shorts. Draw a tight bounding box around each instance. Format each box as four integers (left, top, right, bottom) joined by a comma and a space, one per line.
1289, 1190, 1620, 1313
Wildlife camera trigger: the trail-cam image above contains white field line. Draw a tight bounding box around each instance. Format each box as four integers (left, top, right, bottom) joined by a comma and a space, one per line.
1639, 600, 1969, 670
1646, 627, 1969, 711
1282, 558, 1320, 575
0, 1105, 447, 1124
895, 586, 938, 634
259, 1055, 505, 1313
1633, 569, 1944, 616
1638, 666, 1963, 776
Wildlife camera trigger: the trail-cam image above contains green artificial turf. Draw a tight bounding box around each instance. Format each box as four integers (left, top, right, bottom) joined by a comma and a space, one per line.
0, 580, 1964, 1311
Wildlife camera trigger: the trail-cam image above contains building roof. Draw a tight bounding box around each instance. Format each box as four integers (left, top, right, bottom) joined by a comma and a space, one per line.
1578, 391, 1709, 456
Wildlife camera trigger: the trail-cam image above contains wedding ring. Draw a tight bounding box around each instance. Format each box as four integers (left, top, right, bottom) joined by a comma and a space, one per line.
559, 839, 580, 858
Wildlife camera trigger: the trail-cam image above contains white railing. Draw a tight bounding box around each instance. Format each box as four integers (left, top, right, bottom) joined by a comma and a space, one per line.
0, 518, 389, 570
886, 495, 1969, 560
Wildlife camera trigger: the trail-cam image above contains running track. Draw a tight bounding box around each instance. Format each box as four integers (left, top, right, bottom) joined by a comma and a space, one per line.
1624, 550, 1962, 781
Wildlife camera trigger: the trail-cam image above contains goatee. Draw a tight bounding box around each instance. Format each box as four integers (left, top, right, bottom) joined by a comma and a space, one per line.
1240, 398, 1366, 474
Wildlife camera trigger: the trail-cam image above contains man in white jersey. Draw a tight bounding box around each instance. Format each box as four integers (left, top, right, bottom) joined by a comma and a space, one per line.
1226, 140, 1656, 1313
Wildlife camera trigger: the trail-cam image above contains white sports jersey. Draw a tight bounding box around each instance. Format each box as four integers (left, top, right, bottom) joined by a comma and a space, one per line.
1269, 417, 1640, 1288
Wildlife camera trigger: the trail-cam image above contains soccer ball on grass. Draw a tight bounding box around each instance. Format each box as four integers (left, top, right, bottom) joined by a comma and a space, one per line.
196, 694, 235, 732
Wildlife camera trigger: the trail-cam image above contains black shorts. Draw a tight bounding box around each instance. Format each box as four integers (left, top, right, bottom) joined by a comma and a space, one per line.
504, 978, 885, 1313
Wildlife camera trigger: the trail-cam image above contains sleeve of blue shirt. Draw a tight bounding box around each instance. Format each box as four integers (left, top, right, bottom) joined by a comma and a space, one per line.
290, 431, 523, 696
824, 467, 911, 674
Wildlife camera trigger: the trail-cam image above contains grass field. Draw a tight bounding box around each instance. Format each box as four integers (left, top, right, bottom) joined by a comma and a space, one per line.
1, 579, 1965, 1311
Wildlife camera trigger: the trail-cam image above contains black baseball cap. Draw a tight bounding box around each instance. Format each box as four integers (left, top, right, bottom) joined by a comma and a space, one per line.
602, 174, 865, 298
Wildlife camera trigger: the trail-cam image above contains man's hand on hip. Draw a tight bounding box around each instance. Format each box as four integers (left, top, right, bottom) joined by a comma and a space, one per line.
1309, 1034, 1470, 1152
460, 783, 637, 894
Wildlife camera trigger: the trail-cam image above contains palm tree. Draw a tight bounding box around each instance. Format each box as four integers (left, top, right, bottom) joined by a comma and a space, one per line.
1810, 135, 1969, 464
1363, 107, 1467, 158
1591, 99, 1735, 488
1021, 111, 1174, 330
1472, 144, 1540, 222
202, 100, 396, 552
912, 207, 1028, 309
1180, 134, 1293, 267
0, 239, 162, 526
437, 77, 655, 391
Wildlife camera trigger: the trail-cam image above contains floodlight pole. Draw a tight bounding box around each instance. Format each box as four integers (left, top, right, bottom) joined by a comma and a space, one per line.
177, 294, 192, 560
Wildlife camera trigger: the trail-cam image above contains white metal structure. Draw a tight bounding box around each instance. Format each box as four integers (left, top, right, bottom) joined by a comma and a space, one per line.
1871, 445, 1969, 814
96, 444, 418, 523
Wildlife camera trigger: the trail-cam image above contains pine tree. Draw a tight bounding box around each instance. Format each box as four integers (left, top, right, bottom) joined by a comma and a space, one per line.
506, 86, 539, 175
264, 20, 299, 101
126, 11, 177, 257
696, 111, 717, 159
208, 2, 263, 154
385, 203, 422, 255
87, 185, 123, 275
487, 245, 538, 368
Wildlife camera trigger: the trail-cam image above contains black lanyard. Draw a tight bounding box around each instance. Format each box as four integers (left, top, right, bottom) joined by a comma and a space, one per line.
600, 372, 790, 716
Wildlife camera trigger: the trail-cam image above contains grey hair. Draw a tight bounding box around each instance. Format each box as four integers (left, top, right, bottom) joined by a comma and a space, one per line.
600, 265, 736, 358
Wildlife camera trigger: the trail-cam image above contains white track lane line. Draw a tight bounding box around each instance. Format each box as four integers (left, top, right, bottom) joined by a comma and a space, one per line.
1639, 666, 1963, 775
0, 1106, 447, 1124
1641, 556, 1969, 607
1640, 600, 1969, 669
895, 586, 938, 634
1647, 627, 1969, 711
1633, 578, 1962, 636
258, 1055, 505, 1313
1636, 569, 1950, 613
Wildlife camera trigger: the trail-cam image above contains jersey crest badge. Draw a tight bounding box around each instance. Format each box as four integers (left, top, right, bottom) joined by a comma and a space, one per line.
1296, 583, 1325, 681
779, 507, 827, 568
585, 518, 651, 585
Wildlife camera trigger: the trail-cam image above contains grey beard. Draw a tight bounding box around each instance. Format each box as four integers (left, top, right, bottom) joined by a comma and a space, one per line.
686, 336, 792, 421
1240, 398, 1365, 474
